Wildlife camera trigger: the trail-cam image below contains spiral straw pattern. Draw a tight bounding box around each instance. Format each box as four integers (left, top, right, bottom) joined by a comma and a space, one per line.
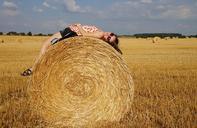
29, 37, 134, 127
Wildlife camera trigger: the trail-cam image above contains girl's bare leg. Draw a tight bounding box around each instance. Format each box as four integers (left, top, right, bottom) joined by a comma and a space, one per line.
31, 32, 62, 71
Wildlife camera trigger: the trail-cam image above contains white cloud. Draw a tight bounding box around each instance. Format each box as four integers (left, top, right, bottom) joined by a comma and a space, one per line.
33, 6, 43, 13
105, 1, 147, 19
2, 1, 19, 16
43, 2, 50, 8
63, 0, 84, 13
3, 1, 17, 9
95, 1, 196, 22
161, 5, 192, 19
127, 0, 152, 4
42, 1, 57, 10
140, 0, 152, 4
34, 0, 85, 13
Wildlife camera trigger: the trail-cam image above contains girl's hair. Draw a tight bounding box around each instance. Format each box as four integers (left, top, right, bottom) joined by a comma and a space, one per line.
109, 34, 123, 54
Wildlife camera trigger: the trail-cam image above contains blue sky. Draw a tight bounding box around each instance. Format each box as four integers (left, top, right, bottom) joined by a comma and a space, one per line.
0, 0, 197, 35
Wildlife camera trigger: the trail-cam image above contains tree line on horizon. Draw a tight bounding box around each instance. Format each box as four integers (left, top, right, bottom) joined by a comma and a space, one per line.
0, 31, 52, 36
120, 33, 197, 38
0, 31, 197, 38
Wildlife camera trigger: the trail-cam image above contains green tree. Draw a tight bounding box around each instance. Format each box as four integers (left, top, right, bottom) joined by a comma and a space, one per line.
19, 32, 26, 36
27, 32, 32, 36
7, 31, 18, 35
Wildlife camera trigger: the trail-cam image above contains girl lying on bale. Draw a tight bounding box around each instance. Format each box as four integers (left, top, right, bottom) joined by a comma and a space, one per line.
21, 23, 122, 76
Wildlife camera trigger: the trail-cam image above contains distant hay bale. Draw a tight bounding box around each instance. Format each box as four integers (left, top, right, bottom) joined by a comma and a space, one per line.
0, 39, 4, 43
152, 37, 160, 43
164, 37, 170, 40
28, 37, 134, 127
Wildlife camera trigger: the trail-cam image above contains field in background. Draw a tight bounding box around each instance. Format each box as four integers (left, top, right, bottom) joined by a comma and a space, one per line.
0, 36, 196, 127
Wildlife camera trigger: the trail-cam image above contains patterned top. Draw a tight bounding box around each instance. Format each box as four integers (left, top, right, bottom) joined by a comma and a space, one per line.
69, 24, 101, 35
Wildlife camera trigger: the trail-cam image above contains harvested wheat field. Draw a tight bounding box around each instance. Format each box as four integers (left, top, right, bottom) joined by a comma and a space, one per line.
0, 35, 197, 127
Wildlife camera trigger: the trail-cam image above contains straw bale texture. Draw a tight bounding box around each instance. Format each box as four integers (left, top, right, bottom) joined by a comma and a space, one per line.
152, 37, 160, 43
28, 37, 134, 127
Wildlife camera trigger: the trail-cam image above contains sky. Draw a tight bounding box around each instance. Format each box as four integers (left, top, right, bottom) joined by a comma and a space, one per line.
0, 0, 197, 35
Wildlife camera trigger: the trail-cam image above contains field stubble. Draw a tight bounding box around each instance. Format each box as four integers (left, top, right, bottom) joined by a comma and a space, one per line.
0, 36, 196, 127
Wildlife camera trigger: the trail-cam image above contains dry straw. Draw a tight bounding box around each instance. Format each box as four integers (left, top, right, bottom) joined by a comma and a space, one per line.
28, 37, 134, 127
152, 36, 160, 43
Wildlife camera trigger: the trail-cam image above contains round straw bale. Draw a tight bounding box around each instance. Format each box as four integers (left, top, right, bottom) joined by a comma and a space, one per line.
28, 37, 134, 127
164, 37, 170, 40
152, 36, 160, 43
